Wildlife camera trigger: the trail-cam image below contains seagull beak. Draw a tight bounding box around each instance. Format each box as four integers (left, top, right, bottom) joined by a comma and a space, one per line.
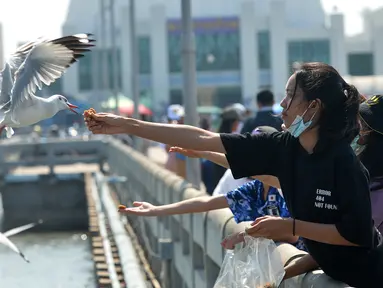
67, 102, 79, 114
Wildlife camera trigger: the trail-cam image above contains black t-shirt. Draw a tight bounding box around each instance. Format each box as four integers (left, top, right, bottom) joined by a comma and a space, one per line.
220, 131, 382, 287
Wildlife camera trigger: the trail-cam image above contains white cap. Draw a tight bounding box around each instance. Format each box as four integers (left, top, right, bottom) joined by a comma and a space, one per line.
231, 103, 246, 114
167, 104, 185, 121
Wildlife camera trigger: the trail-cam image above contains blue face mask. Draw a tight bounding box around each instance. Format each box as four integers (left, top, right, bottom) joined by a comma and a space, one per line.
286, 106, 317, 138
351, 135, 366, 156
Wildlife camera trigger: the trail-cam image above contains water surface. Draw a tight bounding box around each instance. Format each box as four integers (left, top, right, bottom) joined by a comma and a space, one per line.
0, 232, 95, 288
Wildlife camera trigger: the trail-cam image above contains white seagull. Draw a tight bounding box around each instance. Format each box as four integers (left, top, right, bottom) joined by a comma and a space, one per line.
0, 33, 95, 138
0, 220, 43, 263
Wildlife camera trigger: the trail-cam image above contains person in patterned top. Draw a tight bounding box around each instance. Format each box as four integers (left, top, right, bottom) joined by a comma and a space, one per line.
118, 175, 305, 251
221, 179, 306, 251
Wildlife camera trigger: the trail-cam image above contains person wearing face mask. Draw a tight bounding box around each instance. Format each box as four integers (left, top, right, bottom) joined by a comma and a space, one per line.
84, 62, 382, 287
352, 95, 383, 236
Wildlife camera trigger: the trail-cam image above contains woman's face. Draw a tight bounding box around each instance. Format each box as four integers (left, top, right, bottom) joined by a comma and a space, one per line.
280, 74, 308, 128
280, 74, 311, 128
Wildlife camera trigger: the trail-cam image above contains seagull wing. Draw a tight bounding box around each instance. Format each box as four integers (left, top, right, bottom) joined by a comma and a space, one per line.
0, 63, 14, 111
3, 220, 42, 237
0, 233, 30, 263
6, 37, 49, 78
9, 33, 94, 121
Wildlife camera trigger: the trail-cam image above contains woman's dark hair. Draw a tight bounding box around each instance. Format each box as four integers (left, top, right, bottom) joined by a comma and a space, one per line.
291, 62, 360, 143
218, 118, 238, 133
200, 117, 210, 130
360, 132, 383, 179
218, 105, 243, 133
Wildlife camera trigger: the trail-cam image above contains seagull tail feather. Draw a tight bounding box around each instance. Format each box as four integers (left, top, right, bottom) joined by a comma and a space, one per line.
19, 252, 30, 263
0, 110, 6, 124
5, 127, 14, 138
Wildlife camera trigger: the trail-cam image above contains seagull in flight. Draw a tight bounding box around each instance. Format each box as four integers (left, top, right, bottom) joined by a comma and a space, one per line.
0, 220, 43, 263
0, 33, 96, 138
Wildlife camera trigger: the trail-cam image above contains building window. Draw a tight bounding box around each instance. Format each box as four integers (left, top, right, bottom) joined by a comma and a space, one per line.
78, 54, 93, 91
106, 48, 122, 91
168, 17, 240, 73
78, 38, 150, 92
168, 35, 182, 73
138, 36, 151, 74
348, 53, 374, 76
78, 48, 123, 92
287, 40, 330, 72
170, 86, 241, 108
257, 31, 271, 69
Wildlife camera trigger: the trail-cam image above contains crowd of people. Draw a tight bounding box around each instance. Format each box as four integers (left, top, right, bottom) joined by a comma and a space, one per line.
84, 62, 383, 287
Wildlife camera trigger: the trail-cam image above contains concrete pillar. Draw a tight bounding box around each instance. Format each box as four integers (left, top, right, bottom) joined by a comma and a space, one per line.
239, 1, 258, 102
150, 3, 169, 113
120, 6, 133, 100
61, 24, 80, 96
329, 13, 347, 76
372, 26, 383, 75
269, 0, 287, 103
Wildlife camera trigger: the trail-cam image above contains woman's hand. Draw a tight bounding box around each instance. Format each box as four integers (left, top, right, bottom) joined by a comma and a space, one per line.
118, 201, 159, 216
221, 231, 246, 249
84, 112, 128, 134
169, 147, 202, 158
246, 216, 293, 239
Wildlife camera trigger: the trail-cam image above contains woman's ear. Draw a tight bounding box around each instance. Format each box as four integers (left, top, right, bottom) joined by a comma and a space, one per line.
311, 99, 322, 113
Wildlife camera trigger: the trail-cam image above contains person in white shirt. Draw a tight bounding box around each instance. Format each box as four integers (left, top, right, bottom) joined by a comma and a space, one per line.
212, 169, 250, 196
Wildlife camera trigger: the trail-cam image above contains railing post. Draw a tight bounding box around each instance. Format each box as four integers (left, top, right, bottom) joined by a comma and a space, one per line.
47, 144, 55, 175
158, 238, 173, 288
0, 144, 7, 176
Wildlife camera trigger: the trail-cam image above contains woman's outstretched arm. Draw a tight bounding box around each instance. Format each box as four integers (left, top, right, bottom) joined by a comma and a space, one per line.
125, 119, 225, 152
88, 113, 226, 153
119, 195, 228, 216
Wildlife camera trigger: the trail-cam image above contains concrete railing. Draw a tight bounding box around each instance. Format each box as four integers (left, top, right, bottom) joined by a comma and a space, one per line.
105, 138, 349, 288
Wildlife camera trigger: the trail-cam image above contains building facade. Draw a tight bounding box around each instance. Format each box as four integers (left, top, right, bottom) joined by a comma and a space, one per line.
0, 23, 4, 71
61, 0, 381, 113
343, 7, 383, 95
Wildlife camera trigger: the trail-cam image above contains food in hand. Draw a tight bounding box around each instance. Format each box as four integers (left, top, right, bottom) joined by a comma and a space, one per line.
118, 204, 126, 211
84, 108, 96, 118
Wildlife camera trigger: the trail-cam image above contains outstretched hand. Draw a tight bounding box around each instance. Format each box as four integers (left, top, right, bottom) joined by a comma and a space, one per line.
118, 201, 159, 216
169, 146, 202, 158
84, 112, 128, 134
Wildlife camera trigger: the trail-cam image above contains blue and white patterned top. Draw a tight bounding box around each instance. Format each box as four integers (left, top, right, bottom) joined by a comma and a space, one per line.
225, 179, 307, 251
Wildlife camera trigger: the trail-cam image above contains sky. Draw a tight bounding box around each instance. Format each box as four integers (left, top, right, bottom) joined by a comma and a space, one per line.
0, 0, 382, 59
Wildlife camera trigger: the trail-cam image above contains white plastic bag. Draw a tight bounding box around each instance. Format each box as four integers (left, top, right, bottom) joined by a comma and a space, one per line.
214, 236, 285, 288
